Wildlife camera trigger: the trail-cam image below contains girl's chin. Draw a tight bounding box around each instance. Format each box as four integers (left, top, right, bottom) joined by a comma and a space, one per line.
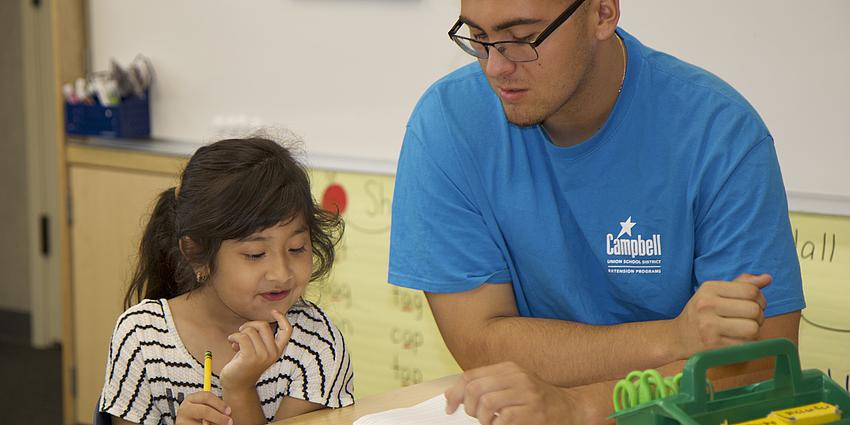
231, 295, 299, 323
235, 312, 277, 325
252, 302, 293, 322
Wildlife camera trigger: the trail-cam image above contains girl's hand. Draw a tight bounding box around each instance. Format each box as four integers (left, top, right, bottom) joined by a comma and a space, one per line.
220, 309, 293, 390
175, 391, 232, 425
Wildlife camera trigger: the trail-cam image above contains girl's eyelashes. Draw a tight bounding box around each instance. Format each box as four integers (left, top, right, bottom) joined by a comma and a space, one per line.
243, 246, 305, 259
244, 252, 266, 261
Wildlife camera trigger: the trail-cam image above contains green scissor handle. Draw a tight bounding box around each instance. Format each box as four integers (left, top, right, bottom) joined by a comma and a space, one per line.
612, 370, 687, 412
639, 369, 668, 402
625, 370, 644, 382
613, 379, 638, 412
664, 373, 683, 396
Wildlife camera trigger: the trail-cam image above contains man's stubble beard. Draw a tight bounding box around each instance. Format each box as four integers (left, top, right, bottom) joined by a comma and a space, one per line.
499, 82, 574, 128
501, 99, 549, 127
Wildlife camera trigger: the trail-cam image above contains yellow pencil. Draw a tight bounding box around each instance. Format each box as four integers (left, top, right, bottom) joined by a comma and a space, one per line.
203, 351, 212, 392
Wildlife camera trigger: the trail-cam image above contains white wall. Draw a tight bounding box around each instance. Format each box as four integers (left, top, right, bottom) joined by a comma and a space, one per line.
88, 0, 470, 164
617, 1, 850, 209
88, 1, 850, 203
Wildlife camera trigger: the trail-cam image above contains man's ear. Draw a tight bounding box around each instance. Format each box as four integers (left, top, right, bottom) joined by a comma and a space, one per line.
589, 0, 620, 41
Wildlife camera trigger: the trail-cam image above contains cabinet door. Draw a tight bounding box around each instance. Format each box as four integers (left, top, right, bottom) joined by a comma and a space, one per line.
70, 165, 176, 424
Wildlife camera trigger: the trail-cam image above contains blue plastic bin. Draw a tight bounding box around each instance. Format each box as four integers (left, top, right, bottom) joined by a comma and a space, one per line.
65, 93, 150, 139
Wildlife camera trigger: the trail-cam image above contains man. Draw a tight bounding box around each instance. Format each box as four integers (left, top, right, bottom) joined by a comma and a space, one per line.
388, 0, 805, 422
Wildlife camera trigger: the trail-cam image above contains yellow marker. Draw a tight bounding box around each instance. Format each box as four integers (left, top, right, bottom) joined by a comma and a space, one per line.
727, 402, 843, 425
203, 351, 212, 392
769, 401, 842, 425
728, 418, 785, 425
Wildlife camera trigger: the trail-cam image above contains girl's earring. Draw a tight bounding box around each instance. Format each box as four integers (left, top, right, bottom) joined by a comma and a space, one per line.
195, 271, 208, 283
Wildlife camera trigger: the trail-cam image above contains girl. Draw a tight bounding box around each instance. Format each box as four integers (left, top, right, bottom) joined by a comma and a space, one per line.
98, 137, 354, 425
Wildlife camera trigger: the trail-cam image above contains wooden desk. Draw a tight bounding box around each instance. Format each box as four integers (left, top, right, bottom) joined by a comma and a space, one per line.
272, 375, 459, 424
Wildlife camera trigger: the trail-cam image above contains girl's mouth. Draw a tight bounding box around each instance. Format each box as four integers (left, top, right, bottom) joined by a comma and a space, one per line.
260, 290, 291, 302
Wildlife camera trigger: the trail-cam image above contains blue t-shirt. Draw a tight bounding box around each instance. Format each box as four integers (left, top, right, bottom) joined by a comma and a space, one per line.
388, 29, 804, 325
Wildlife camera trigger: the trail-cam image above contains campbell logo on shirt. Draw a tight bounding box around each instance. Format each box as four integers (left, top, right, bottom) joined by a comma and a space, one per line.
605, 216, 663, 275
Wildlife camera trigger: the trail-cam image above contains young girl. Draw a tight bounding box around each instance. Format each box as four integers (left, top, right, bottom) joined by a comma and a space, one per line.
98, 137, 354, 425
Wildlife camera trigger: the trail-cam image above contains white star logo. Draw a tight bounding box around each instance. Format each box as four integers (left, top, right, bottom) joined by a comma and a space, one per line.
616, 216, 636, 239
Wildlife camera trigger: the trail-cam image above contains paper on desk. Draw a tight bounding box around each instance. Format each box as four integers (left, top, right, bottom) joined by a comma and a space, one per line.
353, 394, 480, 425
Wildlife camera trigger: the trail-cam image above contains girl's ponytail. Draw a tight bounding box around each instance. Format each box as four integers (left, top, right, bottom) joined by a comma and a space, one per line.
124, 187, 182, 309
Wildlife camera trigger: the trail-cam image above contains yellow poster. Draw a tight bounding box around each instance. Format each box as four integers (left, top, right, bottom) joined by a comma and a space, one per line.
307, 170, 461, 399
791, 212, 850, 393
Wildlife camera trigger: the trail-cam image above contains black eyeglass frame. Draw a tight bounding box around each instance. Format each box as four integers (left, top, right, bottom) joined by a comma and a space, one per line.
447, 0, 588, 62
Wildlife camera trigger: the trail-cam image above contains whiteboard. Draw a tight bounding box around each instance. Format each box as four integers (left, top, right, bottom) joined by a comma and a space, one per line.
88, 0, 850, 204
87, 0, 469, 164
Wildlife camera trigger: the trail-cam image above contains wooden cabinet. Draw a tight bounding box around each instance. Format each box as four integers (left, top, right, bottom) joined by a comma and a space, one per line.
67, 144, 185, 424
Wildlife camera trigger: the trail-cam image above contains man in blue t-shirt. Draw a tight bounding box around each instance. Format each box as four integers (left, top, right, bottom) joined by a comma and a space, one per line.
389, 0, 804, 422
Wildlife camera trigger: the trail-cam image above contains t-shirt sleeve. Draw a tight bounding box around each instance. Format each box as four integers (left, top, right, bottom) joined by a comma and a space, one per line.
285, 309, 354, 409
388, 126, 512, 293
693, 136, 805, 317
99, 312, 158, 424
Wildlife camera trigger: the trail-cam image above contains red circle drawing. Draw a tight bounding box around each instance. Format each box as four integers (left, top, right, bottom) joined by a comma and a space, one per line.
322, 183, 347, 215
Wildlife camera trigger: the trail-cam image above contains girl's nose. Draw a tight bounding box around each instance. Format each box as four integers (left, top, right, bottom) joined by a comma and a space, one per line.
266, 253, 294, 283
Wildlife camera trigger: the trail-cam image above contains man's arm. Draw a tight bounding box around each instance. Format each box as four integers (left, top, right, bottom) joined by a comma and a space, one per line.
444, 312, 800, 425
428, 283, 680, 387
428, 273, 773, 388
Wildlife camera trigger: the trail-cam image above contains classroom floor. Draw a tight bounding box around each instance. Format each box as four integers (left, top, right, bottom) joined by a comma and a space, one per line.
0, 311, 63, 424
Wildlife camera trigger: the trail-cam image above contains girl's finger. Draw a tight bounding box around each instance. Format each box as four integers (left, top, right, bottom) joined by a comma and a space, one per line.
272, 309, 293, 352
180, 393, 232, 425
195, 405, 232, 425
240, 326, 268, 360
187, 391, 231, 414
242, 321, 277, 358
228, 332, 255, 357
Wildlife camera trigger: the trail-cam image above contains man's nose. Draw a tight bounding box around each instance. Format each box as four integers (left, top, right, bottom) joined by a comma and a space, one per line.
483, 46, 516, 78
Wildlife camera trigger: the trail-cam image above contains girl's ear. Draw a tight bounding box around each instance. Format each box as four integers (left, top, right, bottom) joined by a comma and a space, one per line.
178, 235, 194, 261
179, 236, 209, 277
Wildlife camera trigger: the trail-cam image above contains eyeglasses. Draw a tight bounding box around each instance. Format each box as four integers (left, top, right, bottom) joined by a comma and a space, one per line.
448, 0, 587, 63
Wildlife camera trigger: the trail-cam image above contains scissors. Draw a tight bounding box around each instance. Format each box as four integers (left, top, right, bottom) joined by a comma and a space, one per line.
613, 370, 684, 412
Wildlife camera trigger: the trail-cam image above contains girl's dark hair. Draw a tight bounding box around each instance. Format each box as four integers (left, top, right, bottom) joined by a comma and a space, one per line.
125, 137, 343, 309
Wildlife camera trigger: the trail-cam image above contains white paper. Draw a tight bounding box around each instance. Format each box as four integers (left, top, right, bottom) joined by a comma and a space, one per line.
353, 395, 480, 425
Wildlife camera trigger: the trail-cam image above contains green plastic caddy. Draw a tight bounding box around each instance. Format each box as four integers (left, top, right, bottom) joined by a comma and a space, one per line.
610, 338, 850, 425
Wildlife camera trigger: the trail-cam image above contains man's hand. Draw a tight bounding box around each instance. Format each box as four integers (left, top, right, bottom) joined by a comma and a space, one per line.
444, 362, 576, 425
674, 273, 770, 358
220, 309, 293, 391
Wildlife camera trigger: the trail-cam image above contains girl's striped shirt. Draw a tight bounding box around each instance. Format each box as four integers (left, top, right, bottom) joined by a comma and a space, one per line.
99, 298, 354, 424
